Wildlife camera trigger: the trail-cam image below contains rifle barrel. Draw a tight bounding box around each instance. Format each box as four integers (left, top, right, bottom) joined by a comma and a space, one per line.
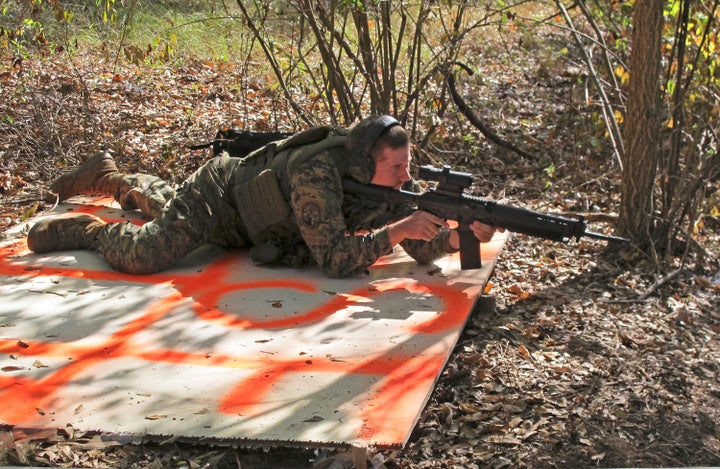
583, 230, 631, 244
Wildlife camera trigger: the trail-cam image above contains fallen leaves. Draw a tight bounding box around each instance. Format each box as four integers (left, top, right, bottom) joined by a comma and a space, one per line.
0, 52, 299, 232
0, 18, 718, 469
401, 233, 720, 468
1, 426, 130, 467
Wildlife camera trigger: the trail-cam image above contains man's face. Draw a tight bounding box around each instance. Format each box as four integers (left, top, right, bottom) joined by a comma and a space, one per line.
370, 144, 412, 189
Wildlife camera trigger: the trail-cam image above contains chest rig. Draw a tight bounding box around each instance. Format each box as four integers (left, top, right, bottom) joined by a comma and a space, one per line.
230, 125, 373, 245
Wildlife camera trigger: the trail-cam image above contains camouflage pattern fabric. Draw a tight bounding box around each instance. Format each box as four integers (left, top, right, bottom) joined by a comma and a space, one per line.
93, 154, 248, 274
288, 152, 453, 277
89, 150, 454, 277
112, 173, 177, 218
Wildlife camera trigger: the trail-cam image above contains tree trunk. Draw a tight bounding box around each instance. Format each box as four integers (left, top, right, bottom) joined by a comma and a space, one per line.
618, 0, 665, 248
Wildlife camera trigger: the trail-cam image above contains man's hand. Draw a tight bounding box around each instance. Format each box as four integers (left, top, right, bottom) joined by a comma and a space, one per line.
386, 210, 449, 245
386, 211, 504, 248
448, 221, 504, 249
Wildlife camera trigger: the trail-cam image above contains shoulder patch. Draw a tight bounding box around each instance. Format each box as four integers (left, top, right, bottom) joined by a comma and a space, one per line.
300, 202, 322, 229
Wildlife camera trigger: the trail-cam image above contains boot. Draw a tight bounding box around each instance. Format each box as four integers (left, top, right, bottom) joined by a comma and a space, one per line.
50, 152, 119, 201
27, 213, 106, 253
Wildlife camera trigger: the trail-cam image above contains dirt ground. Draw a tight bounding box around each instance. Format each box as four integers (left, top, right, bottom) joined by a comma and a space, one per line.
1, 46, 719, 468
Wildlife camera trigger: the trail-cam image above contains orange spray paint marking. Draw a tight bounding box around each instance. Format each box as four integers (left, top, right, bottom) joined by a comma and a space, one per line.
0, 199, 505, 446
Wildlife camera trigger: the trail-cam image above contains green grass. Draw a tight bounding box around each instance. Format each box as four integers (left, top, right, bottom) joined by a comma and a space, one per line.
1, 0, 265, 65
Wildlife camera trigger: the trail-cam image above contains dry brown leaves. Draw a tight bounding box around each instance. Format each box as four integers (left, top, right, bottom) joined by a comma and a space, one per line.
1, 42, 720, 468
1, 426, 139, 467
399, 235, 720, 468
0, 52, 303, 234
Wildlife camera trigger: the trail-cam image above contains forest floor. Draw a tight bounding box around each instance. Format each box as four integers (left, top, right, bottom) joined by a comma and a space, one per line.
1, 40, 720, 469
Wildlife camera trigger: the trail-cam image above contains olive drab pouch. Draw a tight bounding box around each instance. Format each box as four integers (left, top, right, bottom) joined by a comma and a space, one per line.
234, 169, 292, 244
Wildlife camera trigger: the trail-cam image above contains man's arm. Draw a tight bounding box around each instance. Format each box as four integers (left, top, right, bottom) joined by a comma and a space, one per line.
289, 155, 499, 275
289, 152, 395, 278
388, 212, 498, 247
393, 215, 500, 265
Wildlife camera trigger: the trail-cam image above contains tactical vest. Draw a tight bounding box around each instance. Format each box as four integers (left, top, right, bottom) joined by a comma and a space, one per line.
230, 125, 374, 245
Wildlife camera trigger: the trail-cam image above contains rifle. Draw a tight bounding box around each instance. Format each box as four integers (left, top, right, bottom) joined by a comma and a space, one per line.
343, 165, 630, 270
189, 129, 294, 158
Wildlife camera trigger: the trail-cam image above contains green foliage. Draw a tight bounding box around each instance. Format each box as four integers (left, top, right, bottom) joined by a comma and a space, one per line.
97, 0, 118, 24
0, 0, 45, 56
0, 0, 83, 56
339, 0, 365, 12
0, 0, 242, 65
545, 0, 719, 257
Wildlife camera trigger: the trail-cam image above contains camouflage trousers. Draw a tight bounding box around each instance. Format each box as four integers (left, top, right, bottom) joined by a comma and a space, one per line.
94, 155, 249, 274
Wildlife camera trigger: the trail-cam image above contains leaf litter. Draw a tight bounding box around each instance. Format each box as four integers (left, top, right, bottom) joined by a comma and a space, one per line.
0, 37, 719, 469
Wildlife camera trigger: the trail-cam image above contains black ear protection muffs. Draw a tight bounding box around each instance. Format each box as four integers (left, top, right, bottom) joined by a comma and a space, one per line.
355, 115, 402, 158
345, 115, 402, 184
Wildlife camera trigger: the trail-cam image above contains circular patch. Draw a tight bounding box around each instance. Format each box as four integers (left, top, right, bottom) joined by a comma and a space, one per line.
301, 202, 322, 228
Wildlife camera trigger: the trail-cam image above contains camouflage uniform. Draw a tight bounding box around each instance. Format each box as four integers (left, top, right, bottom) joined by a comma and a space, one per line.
90, 130, 455, 277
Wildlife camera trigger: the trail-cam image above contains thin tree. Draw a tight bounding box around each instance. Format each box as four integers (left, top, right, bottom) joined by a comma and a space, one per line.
618, 0, 665, 252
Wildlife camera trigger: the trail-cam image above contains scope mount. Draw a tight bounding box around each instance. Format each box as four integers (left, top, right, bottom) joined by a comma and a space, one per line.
418, 165, 473, 196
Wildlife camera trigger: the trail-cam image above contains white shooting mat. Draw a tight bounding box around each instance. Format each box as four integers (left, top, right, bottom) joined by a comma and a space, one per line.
0, 197, 507, 448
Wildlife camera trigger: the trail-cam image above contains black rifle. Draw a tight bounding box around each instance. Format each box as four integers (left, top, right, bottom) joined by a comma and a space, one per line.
343, 165, 630, 270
